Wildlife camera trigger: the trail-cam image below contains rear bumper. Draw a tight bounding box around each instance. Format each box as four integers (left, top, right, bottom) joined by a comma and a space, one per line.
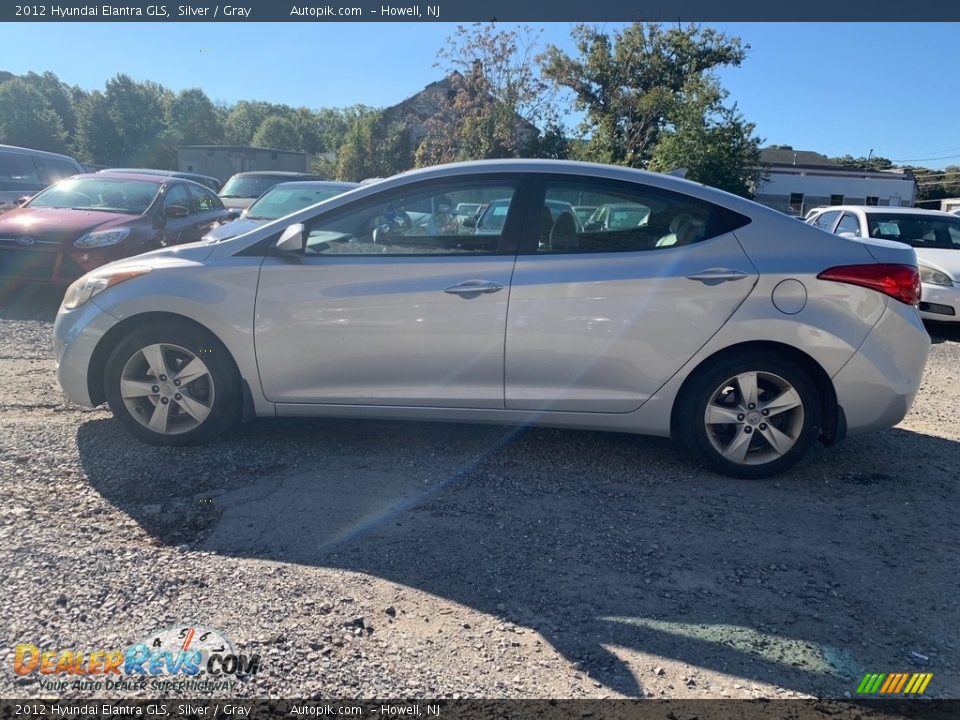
833, 301, 930, 434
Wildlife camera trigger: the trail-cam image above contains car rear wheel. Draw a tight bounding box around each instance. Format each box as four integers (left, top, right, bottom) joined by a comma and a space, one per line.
104, 323, 240, 445
676, 351, 821, 478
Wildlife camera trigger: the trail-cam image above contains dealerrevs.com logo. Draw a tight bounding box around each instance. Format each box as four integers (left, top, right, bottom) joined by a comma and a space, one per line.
14, 624, 261, 692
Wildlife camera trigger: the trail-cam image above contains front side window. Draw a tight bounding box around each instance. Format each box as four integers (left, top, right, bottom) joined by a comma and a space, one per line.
189, 184, 223, 212
303, 182, 517, 256
163, 184, 193, 214
535, 179, 735, 253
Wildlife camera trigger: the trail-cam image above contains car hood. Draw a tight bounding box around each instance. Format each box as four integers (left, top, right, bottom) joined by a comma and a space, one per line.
914, 248, 960, 278
204, 216, 265, 241
89, 240, 216, 277
0, 207, 136, 244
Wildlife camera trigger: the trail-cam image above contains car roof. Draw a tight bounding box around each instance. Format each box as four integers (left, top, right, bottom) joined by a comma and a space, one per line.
816, 205, 957, 218
101, 168, 219, 181
229, 171, 319, 178
267, 180, 360, 190
0, 144, 81, 163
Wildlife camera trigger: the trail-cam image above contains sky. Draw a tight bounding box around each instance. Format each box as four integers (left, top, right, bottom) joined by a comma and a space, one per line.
4, 22, 960, 169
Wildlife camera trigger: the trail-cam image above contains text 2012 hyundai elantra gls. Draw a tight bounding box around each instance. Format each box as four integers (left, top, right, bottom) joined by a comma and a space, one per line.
54, 160, 930, 478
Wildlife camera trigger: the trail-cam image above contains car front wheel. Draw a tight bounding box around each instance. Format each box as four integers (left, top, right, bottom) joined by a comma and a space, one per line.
676, 351, 821, 478
104, 322, 240, 445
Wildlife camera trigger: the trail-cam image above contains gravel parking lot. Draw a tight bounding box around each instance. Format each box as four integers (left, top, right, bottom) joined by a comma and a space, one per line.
1, 286, 957, 700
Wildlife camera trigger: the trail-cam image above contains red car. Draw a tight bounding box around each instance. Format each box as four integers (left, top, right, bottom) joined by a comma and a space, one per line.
0, 172, 231, 284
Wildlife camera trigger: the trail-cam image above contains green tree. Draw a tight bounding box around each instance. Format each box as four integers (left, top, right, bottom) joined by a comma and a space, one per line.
251, 115, 301, 151
75, 90, 122, 164
541, 23, 748, 168
649, 78, 762, 197
417, 23, 555, 165
832, 154, 894, 172
224, 100, 277, 145
0, 78, 67, 152
166, 88, 223, 146
102, 74, 173, 166
334, 110, 412, 181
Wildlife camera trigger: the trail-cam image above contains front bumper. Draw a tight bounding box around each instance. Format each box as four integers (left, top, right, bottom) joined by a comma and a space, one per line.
918, 281, 960, 322
832, 300, 930, 435
54, 300, 120, 407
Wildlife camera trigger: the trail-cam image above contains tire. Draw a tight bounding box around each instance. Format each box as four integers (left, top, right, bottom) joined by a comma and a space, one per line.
104, 321, 241, 446
674, 350, 822, 479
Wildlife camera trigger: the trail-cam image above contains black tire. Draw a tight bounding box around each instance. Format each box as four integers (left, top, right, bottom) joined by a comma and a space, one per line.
674, 350, 822, 479
104, 321, 241, 446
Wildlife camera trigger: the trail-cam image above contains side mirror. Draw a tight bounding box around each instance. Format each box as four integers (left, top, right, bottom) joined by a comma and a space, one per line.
461, 217, 477, 229
276, 223, 305, 253
16, 195, 32, 207
165, 204, 189, 219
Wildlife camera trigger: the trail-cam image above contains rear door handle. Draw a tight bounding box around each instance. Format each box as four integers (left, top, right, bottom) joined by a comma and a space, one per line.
444, 280, 504, 296
686, 268, 750, 284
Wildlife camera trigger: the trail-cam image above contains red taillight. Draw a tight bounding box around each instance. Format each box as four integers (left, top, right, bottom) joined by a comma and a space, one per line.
817, 264, 921, 305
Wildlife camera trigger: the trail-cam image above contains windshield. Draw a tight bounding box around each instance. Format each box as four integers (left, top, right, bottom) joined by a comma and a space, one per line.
27, 177, 160, 214
220, 175, 291, 199
246, 184, 353, 220
866, 213, 960, 250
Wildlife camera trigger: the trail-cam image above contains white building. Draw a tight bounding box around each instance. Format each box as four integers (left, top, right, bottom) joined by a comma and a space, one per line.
754, 148, 916, 217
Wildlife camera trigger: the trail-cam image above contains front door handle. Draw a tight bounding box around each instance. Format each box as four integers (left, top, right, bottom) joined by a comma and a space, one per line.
686, 268, 750, 284
444, 280, 505, 296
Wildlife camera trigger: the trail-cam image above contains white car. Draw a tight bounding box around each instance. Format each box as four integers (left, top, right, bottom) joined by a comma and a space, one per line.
807, 205, 960, 322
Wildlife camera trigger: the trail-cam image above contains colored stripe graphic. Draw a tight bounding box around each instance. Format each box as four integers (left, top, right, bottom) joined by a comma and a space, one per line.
857, 672, 932, 694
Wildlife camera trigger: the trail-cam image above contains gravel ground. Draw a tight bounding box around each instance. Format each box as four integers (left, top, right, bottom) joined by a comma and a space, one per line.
0, 285, 958, 700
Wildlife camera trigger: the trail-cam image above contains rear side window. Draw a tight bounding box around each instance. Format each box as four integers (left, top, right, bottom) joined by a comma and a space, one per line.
535, 178, 745, 253
0, 152, 40, 181
163, 184, 194, 214
36, 157, 80, 184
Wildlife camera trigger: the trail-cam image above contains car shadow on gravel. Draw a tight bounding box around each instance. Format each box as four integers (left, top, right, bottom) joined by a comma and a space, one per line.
925, 321, 960, 344
77, 417, 960, 698
0, 284, 64, 321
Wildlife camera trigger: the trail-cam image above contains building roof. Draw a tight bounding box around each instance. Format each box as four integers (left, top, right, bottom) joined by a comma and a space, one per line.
760, 148, 841, 168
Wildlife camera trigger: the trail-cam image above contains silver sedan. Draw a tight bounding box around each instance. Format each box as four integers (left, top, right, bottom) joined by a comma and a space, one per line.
53, 160, 930, 478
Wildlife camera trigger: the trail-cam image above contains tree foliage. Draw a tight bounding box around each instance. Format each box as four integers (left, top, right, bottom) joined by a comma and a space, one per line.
251, 115, 301, 151
416, 23, 555, 165
0, 78, 68, 152
649, 78, 762, 197
541, 23, 748, 168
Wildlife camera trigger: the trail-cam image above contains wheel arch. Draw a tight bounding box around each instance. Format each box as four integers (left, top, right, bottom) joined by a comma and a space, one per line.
86, 311, 243, 408
670, 340, 842, 446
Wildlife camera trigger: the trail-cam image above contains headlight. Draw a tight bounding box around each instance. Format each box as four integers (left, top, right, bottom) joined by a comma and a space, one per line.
919, 265, 953, 287
73, 228, 130, 249
61, 266, 152, 310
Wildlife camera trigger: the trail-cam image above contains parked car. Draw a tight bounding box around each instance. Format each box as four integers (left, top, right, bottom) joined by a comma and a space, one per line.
54, 159, 929, 478
99, 168, 222, 193
0, 144, 84, 216
0, 172, 230, 284
202, 181, 359, 242
218, 171, 323, 211
806, 205, 960, 323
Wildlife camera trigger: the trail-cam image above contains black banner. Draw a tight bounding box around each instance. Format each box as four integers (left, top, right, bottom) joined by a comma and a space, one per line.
2, 0, 960, 22
0, 700, 957, 720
